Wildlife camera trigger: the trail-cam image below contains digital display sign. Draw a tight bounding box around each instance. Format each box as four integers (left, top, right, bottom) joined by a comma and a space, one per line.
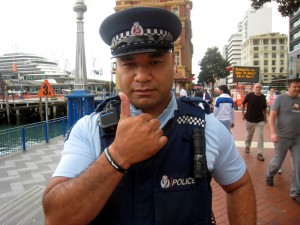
233, 66, 259, 82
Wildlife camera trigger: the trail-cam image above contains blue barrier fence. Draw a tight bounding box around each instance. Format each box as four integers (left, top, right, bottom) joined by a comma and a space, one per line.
0, 117, 68, 157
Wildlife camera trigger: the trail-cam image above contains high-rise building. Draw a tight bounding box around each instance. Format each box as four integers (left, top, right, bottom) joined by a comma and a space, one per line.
288, 7, 300, 79
240, 6, 272, 41
114, 0, 193, 93
227, 33, 243, 66
226, 6, 272, 66
241, 33, 288, 87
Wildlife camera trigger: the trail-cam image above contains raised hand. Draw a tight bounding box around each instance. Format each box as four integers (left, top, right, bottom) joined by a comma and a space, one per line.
108, 92, 168, 170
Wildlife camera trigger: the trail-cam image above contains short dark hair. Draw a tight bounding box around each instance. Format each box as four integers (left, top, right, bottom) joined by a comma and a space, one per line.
194, 91, 203, 97
219, 85, 230, 95
287, 78, 300, 86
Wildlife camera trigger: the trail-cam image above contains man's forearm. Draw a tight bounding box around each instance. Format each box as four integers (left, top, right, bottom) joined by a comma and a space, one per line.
43, 153, 124, 225
269, 110, 277, 134
226, 175, 257, 224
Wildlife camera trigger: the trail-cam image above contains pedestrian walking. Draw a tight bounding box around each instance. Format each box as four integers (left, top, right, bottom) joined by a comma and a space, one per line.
43, 7, 256, 224
179, 87, 187, 97
242, 83, 267, 161
213, 85, 234, 130
265, 78, 300, 204
203, 88, 212, 104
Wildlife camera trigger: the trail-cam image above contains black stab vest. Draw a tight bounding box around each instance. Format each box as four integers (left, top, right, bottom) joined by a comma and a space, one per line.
91, 96, 213, 225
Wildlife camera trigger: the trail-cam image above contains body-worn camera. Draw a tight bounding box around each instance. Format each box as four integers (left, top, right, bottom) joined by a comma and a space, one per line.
193, 128, 207, 179
98, 107, 119, 134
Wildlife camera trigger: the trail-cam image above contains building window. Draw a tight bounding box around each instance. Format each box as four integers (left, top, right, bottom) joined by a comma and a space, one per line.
264, 53, 268, 58
279, 39, 285, 44
254, 53, 259, 58
280, 60, 284, 65
280, 67, 284, 73
271, 39, 276, 45
264, 60, 268, 66
253, 46, 259, 51
175, 52, 180, 66
280, 53, 284, 58
272, 53, 276, 58
172, 7, 179, 16
293, 18, 300, 28
272, 67, 276, 73
263, 39, 269, 45
264, 67, 268, 73
272, 46, 276, 51
253, 40, 259, 45
254, 61, 259, 66
272, 60, 276, 66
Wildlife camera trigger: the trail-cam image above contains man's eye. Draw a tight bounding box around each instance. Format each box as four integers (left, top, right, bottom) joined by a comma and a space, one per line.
150, 61, 161, 65
123, 63, 135, 67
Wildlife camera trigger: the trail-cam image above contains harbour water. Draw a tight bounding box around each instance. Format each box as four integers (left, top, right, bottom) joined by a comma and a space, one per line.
0, 117, 68, 156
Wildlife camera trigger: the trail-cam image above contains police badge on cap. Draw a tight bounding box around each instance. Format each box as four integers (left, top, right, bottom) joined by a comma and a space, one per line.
99, 7, 182, 57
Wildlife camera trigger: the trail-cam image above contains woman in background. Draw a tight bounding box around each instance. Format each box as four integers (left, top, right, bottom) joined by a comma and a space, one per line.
266, 88, 277, 115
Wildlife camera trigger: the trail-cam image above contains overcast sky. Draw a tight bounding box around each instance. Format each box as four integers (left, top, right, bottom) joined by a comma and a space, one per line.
0, 0, 289, 81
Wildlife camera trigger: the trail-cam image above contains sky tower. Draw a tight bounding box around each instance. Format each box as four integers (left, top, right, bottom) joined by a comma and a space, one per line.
73, 0, 87, 90
67, 0, 96, 129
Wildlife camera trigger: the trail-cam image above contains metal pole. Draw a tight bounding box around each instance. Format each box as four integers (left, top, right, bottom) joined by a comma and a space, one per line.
45, 97, 49, 143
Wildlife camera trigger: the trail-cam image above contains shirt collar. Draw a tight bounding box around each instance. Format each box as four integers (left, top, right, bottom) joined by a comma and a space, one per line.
129, 92, 177, 128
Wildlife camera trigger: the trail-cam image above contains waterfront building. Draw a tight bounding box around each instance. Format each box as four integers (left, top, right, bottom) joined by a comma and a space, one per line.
0, 52, 107, 94
241, 33, 288, 87
288, 7, 300, 79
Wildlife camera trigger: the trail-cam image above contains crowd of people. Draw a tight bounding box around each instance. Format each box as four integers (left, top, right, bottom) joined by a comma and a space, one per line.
210, 80, 300, 205
41, 6, 299, 225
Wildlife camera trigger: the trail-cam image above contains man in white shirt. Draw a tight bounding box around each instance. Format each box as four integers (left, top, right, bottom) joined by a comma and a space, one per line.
180, 87, 187, 97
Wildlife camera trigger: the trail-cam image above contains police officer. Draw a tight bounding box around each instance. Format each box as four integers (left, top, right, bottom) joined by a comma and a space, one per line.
43, 7, 256, 224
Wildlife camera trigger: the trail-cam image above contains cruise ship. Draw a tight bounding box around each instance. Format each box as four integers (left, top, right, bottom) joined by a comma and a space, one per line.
0, 52, 107, 94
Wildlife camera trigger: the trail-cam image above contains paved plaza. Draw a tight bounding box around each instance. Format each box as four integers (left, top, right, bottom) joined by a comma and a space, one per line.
0, 111, 299, 224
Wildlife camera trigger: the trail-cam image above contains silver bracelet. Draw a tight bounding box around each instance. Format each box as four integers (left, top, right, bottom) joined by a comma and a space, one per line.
104, 148, 128, 173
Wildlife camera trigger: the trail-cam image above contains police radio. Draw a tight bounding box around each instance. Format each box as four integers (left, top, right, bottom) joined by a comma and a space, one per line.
193, 128, 207, 179
98, 100, 119, 134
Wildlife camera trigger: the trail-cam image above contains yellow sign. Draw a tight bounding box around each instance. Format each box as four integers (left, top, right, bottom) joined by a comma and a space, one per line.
233, 66, 259, 83
38, 80, 55, 97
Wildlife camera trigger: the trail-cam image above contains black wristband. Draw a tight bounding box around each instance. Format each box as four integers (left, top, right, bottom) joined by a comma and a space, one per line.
104, 148, 128, 173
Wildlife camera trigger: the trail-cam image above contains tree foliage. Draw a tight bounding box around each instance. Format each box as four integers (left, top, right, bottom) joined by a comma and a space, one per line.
250, 0, 300, 17
197, 47, 230, 87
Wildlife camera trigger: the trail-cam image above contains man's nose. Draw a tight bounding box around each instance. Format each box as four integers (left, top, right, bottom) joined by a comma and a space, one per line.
134, 66, 152, 82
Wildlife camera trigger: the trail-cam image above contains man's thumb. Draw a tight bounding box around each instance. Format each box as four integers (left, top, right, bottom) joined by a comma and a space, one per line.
119, 92, 131, 119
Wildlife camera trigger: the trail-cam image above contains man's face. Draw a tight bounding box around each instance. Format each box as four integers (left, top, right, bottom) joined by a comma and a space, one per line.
287, 82, 300, 97
253, 84, 262, 95
116, 52, 174, 116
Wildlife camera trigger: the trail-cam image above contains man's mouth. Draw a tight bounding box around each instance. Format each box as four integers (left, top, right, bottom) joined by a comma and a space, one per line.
133, 88, 156, 95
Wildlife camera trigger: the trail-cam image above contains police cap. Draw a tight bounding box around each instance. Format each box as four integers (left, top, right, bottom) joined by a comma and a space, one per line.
99, 7, 182, 57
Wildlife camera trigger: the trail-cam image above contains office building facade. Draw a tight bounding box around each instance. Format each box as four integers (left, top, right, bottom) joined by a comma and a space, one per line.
288, 7, 300, 79
241, 33, 288, 86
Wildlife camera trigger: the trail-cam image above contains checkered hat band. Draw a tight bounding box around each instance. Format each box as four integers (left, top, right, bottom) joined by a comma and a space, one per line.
111, 28, 173, 45
177, 116, 205, 127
